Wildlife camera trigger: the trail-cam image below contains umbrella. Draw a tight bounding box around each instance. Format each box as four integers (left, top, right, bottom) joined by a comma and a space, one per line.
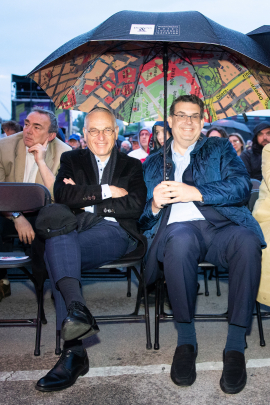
28, 11, 270, 178
204, 119, 252, 139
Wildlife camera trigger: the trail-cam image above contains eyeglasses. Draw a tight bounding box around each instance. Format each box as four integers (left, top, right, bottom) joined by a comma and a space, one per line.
87, 128, 115, 137
173, 114, 202, 123
230, 140, 240, 144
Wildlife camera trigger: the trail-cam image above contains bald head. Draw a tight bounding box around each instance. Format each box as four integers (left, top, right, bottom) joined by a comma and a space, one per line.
84, 107, 117, 128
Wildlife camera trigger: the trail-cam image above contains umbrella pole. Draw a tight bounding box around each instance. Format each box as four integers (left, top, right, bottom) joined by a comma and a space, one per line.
163, 43, 168, 181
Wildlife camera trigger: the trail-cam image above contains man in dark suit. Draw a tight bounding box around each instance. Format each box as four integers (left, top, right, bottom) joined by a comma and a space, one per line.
36, 107, 147, 392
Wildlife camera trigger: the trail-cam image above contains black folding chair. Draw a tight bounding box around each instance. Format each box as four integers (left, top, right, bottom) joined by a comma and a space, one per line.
0, 182, 51, 356
54, 246, 152, 354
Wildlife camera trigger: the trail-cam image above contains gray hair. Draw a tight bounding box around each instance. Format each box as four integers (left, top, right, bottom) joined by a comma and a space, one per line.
30, 107, 58, 133
121, 140, 131, 148
84, 107, 117, 128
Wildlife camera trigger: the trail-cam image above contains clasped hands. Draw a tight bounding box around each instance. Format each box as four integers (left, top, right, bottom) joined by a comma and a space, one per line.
152, 181, 203, 213
63, 178, 128, 198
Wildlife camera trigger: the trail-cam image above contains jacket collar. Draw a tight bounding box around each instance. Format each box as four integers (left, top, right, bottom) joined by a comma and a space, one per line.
158, 133, 207, 158
79, 148, 127, 185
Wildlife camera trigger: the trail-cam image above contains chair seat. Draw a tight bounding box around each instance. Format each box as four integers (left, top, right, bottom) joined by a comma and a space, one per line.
0, 252, 31, 268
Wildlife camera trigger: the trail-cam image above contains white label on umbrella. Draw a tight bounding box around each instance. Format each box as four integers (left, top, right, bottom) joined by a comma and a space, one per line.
130, 24, 155, 35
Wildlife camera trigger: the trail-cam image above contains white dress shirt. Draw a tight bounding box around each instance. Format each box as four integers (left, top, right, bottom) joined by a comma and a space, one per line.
167, 141, 205, 225
23, 147, 39, 183
84, 155, 116, 222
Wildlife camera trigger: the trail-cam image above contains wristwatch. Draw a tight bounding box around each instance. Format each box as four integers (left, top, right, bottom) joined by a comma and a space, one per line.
12, 212, 22, 220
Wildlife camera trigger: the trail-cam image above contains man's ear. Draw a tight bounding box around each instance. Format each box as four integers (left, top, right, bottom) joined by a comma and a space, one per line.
83, 127, 87, 138
48, 132, 56, 142
115, 126, 119, 138
168, 116, 173, 129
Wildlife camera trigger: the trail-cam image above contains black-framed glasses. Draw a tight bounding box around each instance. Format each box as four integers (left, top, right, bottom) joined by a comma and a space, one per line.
173, 113, 201, 123
88, 128, 115, 137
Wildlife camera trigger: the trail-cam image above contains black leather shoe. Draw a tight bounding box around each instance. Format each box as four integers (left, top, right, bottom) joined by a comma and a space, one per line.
171, 344, 197, 386
220, 350, 247, 394
35, 349, 89, 392
62, 301, 100, 341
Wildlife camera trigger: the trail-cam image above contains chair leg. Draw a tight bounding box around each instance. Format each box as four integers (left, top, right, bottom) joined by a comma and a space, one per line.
208, 268, 214, 280
154, 279, 160, 350
127, 267, 131, 297
215, 266, 221, 297
160, 280, 165, 316
55, 330, 62, 355
204, 268, 209, 296
141, 263, 152, 350
256, 301, 266, 347
132, 275, 143, 316
34, 288, 43, 356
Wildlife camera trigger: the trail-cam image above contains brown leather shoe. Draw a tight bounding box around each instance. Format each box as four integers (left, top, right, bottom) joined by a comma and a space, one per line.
0, 280, 11, 302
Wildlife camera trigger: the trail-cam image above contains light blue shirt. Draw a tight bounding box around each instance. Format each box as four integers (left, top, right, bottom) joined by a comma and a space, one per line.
167, 141, 205, 225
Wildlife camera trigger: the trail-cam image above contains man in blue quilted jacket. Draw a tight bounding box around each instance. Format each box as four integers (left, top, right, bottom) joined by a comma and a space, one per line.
139, 95, 265, 395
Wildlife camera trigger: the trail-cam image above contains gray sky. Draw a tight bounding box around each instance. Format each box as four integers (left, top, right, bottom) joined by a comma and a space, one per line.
0, 0, 269, 120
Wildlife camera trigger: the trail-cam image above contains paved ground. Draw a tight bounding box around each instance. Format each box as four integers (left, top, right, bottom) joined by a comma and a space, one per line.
1, 269, 270, 405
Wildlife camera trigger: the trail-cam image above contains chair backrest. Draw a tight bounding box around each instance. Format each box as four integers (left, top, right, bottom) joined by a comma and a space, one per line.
0, 183, 51, 212
247, 178, 261, 212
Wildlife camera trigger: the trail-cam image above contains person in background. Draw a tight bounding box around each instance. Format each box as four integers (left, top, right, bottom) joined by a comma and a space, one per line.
253, 143, 270, 307
128, 127, 151, 161
240, 122, 270, 181
68, 134, 81, 150
80, 137, 87, 149
229, 133, 245, 156
0, 108, 71, 301
120, 140, 132, 154
206, 127, 229, 138
150, 121, 172, 153
56, 128, 66, 143
130, 134, 140, 151
246, 140, 252, 150
1, 120, 22, 137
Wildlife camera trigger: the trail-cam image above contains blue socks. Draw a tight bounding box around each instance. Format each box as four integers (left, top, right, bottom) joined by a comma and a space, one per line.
176, 319, 197, 350
225, 324, 246, 354
176, 322, 246, 354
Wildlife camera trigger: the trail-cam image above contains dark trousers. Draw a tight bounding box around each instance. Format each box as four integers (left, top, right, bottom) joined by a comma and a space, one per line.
0, 213, 46, 283
158, 220, 261, 328
45, 219, 136, 329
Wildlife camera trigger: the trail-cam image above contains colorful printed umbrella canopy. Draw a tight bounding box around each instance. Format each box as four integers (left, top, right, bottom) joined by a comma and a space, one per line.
29, 11, 270, 178
29, 11, 270, 124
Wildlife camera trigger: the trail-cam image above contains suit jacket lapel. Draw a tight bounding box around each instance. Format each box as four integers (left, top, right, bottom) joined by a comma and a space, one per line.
14, 138, 26, 182
112, 152, 127, 185
81, 149, 98, 185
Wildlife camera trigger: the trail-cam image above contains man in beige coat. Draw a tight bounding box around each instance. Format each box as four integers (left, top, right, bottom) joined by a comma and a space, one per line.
253, 143, 270, 306
0, 107, 71, 300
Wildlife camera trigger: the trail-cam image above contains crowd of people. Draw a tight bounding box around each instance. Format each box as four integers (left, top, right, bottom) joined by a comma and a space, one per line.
0, 96, 270, 396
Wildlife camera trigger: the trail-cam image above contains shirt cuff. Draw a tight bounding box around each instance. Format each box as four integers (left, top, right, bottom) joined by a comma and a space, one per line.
101, 184, 112, 200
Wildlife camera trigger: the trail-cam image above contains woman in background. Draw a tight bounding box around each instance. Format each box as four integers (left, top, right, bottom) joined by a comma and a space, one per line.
229, 133, 245, 156
206, 127, 228, 139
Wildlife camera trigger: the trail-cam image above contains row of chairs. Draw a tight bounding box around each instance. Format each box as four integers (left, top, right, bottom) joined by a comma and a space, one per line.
0, 182, 269, 356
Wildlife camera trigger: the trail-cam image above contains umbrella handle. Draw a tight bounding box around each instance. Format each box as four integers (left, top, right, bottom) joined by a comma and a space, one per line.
163, 43, 168, 181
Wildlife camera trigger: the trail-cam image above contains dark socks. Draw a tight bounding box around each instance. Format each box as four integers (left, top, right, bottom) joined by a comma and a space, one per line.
63, 338, 84, 356
57, 277, 86, 308
225, 324, 246, 354
176, 319, 197, 350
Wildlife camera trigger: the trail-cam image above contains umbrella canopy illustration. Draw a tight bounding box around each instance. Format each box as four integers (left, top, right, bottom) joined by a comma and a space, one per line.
29, 11, 270, 177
